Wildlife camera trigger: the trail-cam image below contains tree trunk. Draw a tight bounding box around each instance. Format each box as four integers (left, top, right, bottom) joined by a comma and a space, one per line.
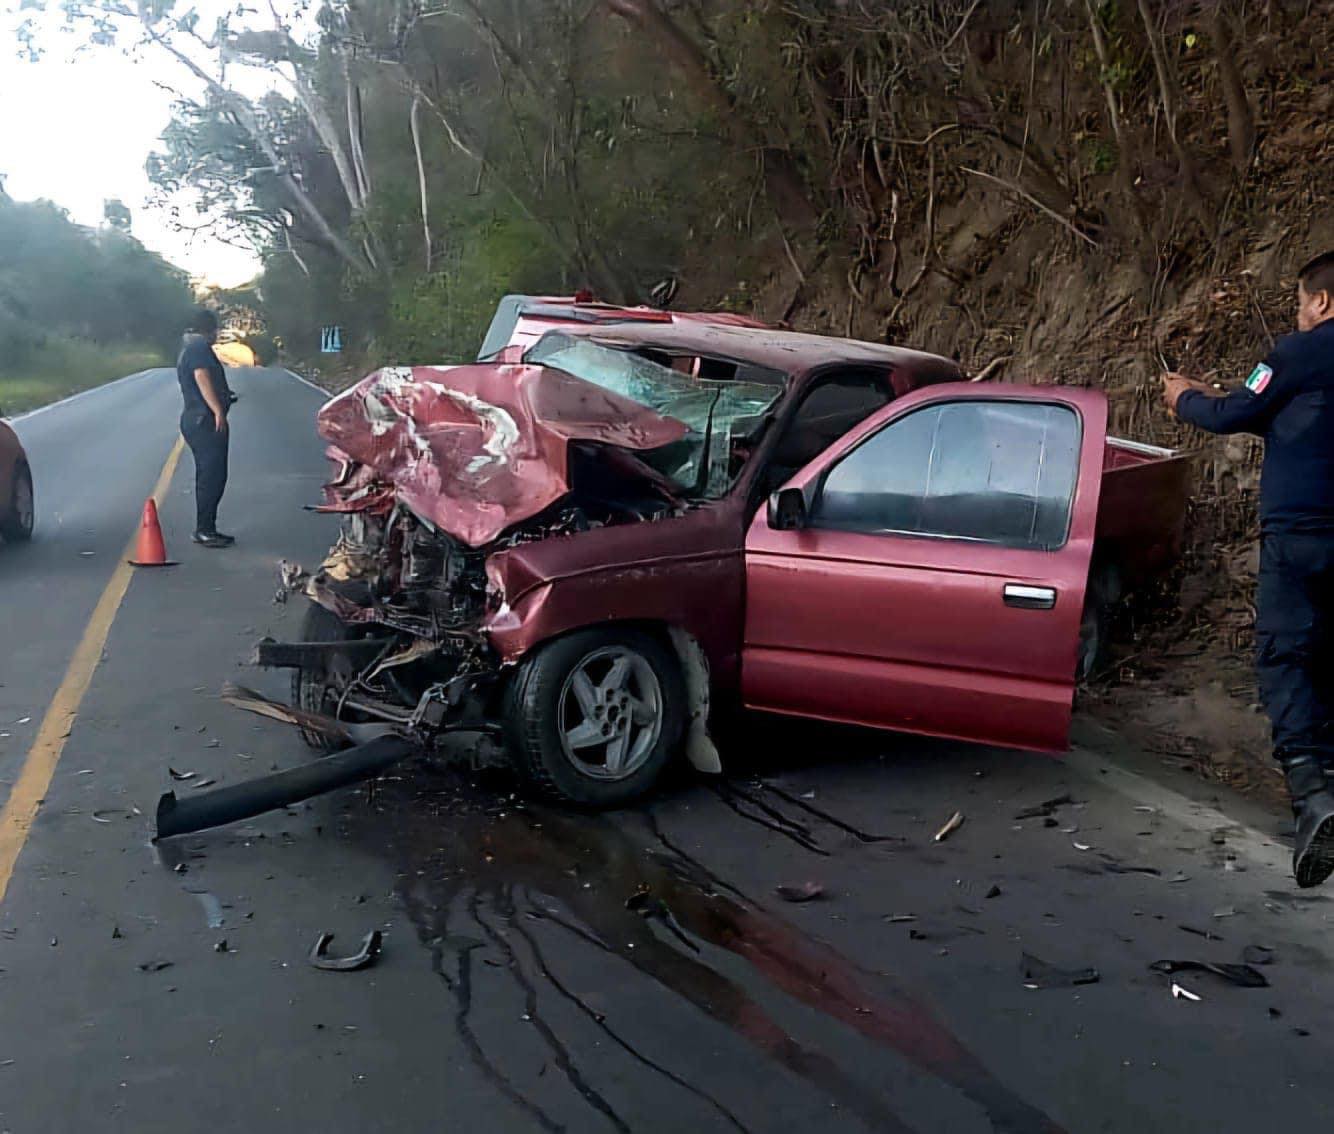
1136, 0, 1206, 211
1083, 0, 1150, 242
1210, 6, 1255, 175
345, 61, 374, 203
409, 94, 433, 273
141, 22, 373, 277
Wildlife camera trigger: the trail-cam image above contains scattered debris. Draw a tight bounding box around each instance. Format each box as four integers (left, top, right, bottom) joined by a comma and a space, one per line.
775, 882, 825, 903
214, 940, 231, 953
1013, 794, 1073, 821
187, 890, 226, 929
138, 960, 173, 973
168, 768, 196, 781
309, 930, 383, 972
192, 779, 218, 789
111, 926, 122, 940
884, 914, 916, 923
1171, 983, 1202, 1002
1242, 944, 1277, 966
1149, 960, 1269, 988
1213, 906, 1237, 920
625, 891, 700, 952
934, 811, 965, 843
1179, 925, 1225, 942
985, 885, 1003, 900
1020, 952, 1100, 989
1072, 841, 1092, 852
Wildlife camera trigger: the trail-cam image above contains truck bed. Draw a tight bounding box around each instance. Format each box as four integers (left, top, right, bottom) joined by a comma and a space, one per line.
1096, 437, 1191, 585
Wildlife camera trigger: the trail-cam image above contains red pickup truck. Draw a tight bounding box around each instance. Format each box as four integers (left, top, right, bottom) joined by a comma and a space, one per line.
268, 319, 1188, 806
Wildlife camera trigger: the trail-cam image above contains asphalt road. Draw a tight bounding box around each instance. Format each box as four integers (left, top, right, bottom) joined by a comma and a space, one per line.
1, 367, 1333, 1133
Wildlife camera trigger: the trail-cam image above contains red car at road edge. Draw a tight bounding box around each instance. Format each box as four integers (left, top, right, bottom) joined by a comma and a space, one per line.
0, 413, 34, 543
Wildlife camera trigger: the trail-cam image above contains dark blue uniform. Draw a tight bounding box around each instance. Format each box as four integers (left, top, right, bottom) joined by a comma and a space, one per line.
1177, 319, 1334, 769
176, 334, 232, 536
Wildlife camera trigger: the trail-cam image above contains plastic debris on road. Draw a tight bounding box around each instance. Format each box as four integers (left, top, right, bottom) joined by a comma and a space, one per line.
1020, 952, 1100, 989
934, 811, 965, 843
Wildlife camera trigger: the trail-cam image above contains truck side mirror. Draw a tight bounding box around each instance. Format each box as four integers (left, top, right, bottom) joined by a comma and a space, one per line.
768, 487, 808, 531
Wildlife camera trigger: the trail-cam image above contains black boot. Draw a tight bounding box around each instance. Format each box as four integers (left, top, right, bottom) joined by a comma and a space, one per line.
1282, 755, 1334, 889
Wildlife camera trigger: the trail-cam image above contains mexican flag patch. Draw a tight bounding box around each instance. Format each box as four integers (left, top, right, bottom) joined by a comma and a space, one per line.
1245, 363, 1273, 394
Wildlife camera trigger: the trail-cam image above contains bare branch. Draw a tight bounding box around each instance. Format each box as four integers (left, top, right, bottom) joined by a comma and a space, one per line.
960, 166, 1099, 248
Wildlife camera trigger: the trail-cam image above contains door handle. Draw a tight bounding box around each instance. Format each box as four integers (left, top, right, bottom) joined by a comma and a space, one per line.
1003, 583, 1057, 610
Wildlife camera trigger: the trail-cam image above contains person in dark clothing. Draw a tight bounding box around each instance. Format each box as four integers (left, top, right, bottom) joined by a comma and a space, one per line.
177, 308, 235, 548
1165, 251, 1334, 887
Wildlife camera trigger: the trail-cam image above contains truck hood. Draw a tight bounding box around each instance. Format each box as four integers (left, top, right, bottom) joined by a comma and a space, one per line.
316, 363, 688, 548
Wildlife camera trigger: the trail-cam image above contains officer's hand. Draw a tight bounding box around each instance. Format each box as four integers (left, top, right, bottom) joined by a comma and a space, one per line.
1162, 372, 1206, 414
214, 411, 229, 433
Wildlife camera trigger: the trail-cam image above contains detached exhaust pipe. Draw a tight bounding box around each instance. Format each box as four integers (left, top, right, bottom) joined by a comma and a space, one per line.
155, 736, 417, 841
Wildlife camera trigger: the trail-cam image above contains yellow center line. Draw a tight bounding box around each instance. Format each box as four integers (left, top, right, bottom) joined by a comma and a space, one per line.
0, 435, 186, 906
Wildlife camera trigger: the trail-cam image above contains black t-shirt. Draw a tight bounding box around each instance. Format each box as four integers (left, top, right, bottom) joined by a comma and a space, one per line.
1178, 319, 1334, 533
176, 334, 231, 416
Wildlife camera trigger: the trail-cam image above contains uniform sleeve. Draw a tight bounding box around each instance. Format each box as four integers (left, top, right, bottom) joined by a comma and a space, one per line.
179, 339, 211, 377
1176, 340, 1296, 436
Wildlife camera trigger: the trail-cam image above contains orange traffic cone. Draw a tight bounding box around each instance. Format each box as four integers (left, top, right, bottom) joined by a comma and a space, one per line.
129, 498, 177, 567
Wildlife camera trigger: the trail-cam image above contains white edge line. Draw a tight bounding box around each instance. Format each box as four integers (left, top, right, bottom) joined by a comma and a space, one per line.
1064, 746, 1291, 876
284, 368, 333, 399
11, 369, 160, 423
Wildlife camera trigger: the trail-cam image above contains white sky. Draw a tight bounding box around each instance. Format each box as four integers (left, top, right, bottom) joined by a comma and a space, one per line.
0, 6, 263, 287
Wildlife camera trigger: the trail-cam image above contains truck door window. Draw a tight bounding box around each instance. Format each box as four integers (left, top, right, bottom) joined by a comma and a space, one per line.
763, 373, 893, 493
814, 401, 1080, 550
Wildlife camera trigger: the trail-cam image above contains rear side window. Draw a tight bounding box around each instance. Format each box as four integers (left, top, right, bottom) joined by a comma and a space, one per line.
813, 401, 1080, 549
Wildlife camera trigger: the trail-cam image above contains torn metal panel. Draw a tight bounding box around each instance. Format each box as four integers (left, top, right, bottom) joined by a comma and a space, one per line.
667, 627, 722, 775
316, 363, 688, 547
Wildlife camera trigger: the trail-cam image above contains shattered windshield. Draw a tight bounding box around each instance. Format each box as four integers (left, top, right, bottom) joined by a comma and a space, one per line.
525, 333, 784, 497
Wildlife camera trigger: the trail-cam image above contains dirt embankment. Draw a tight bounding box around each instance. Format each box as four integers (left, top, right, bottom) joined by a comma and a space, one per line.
701, 11, 1334, 802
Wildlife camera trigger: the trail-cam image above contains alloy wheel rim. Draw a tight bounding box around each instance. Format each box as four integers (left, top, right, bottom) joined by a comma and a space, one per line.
557, 645, 663, 781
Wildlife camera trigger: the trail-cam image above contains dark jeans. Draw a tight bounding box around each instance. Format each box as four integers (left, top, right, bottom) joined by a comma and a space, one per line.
180, 408, 229, 534
1256, 531, 1334, 767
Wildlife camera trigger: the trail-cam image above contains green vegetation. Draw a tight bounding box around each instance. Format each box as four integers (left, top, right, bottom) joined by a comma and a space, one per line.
0, 191, 192, 414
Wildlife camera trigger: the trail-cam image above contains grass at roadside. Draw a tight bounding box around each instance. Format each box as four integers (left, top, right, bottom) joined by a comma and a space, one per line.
0, 340, 167, 416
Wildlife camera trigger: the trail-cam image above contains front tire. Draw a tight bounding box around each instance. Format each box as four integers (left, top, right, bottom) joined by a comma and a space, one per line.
503, 628, 685, 808
1, 464, 34, 542
291, 601, 367, 751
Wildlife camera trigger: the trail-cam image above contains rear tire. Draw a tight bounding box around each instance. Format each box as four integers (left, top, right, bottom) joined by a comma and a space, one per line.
503, 628, 685, 808
1, 464, 34, 542
1076, 564, 1120, 682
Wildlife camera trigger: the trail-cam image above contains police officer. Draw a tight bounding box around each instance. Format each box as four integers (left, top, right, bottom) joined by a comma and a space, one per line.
1164, 251, 1334, 887
177, 308, 235, 548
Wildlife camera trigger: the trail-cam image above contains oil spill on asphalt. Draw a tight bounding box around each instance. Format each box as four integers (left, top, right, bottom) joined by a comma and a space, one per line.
342, 771, 1064, 1134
